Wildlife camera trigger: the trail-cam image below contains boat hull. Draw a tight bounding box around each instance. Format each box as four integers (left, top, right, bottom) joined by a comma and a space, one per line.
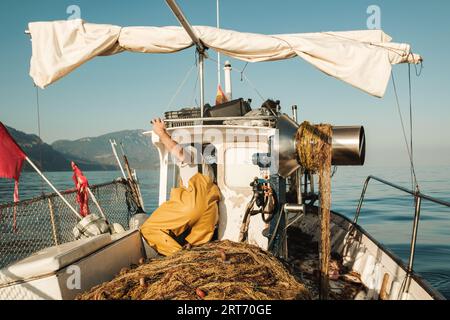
0, 209, 443, 300
289, 207, 444, 300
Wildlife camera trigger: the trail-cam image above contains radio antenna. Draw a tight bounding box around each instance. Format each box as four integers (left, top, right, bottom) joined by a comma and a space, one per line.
216, 0, 221, 87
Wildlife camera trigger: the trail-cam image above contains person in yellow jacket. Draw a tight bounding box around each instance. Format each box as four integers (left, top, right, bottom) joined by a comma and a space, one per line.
140, 118, 221, 256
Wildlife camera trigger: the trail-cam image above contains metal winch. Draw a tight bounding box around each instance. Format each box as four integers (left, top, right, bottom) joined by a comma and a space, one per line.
243, 111, 366, 258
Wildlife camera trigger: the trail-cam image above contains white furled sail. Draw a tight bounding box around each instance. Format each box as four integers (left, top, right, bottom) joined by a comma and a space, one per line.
28, 19, 421, 97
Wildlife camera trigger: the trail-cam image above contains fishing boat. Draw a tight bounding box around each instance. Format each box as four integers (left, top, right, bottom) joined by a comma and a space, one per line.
1, 0, 449, 300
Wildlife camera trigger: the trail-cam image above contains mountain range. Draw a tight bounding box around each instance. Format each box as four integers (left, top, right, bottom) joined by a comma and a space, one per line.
6, 125, 158, 172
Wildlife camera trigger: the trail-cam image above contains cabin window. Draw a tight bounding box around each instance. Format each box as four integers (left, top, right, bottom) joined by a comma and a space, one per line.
166, 143, 217, 198
224, 147, 260, 188
166, 157, 180, 199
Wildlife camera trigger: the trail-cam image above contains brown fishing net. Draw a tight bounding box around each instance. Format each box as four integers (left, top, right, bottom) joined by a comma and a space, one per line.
296, 121, 333, 299
76, 240, 311, 300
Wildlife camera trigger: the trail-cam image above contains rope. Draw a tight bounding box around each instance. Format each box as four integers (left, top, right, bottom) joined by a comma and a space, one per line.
391, 71, 420, 193
240, 62, 249, 81
241, 73, 266, 102
206, 57, 266, 102
190, 68, 199, 107
408, 51, 424, 77
35, 86, 44, 194
296, 121, 333, 300
166, 64, 196, 110
408, 65, 415, 193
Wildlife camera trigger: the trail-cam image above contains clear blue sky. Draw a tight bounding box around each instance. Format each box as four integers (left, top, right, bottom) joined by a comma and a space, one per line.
1, 0, 449, 166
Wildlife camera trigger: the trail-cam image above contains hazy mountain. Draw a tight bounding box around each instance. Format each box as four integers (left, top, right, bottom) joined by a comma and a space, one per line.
52, 130, 159, 170
5, 125, 158, 172
5, 125, 114, 171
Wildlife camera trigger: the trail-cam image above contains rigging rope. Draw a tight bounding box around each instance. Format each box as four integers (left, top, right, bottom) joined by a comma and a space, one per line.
206, 57, 266, 102
165, 63, 196, 110
241, 73, 266, 102
35, 86, 44, 194
190, 69, 199, 107
408, 64, 416, 193
405, 49, 422, 193
391, 71, 420, 193
409, 51, 424, 77
240, 62, 249, 81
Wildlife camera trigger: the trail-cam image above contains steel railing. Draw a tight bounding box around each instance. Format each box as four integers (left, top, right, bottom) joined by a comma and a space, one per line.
163, 116, 278, 128
353, 175, 450, 294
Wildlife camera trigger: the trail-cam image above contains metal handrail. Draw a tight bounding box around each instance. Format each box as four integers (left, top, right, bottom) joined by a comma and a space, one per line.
163, 116, 277, 123
353, 175, 450, 295
0, 178, 128, 209
354, 176, 450, 225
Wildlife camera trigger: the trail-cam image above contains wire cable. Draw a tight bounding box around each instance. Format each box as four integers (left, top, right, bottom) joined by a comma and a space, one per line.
391, 71, 420, 193
166, 63, 196, 110
190, 68, 199, 107
206, 57, 266, 102
408, 64, 416, 193
35, 86, 44, 194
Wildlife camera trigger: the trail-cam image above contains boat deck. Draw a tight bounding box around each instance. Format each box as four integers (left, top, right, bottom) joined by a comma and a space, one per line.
287, 227, 367, 300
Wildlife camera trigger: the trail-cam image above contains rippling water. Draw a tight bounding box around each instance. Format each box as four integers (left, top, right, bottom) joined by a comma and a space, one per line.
332, 165, 450, 299
1, 165, 449, 298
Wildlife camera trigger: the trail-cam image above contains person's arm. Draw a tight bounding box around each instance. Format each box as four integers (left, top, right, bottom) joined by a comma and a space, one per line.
151, 118, 185, 162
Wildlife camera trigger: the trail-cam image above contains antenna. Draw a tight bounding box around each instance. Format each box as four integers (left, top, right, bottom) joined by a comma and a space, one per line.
165, 0, 207, 116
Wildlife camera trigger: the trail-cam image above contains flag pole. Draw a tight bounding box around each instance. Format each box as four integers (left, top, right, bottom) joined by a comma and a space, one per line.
87, 187, 107, 220
216, 0, 221, 87
109, 139, 127, 179
25, 157, 83, 220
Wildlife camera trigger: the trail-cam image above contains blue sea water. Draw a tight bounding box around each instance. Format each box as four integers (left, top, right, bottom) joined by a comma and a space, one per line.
1, 165, 450, 298
331, 165, 450, 299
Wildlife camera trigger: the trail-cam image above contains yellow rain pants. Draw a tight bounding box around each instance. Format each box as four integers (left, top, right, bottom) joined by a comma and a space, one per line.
140, 173, 221, 256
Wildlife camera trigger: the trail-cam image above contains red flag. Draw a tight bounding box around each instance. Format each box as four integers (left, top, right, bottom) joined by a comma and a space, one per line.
215, 84, 228, 105
71, 161, 90, 217
0, 122, 26, 202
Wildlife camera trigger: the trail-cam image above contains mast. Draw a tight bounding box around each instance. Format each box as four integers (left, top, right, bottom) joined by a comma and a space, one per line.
165, 0, 207, 116
216, 0, 221, 87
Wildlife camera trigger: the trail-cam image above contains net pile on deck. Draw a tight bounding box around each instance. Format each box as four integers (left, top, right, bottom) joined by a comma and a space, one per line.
76, 240, 310, 300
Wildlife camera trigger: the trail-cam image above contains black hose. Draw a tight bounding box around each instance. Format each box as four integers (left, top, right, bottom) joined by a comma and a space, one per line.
261, 188, 278, 223
261, 196, 273, 223
239, 196, 257, 242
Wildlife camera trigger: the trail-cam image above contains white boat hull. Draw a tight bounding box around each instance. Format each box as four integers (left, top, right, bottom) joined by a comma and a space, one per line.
290, 208, 444, 300
0, 230, 143, 300
0, 209, 443, 300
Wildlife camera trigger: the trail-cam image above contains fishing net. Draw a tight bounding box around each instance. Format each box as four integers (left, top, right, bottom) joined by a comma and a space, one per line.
76, 240, 311, 300
296, 121, 333, 299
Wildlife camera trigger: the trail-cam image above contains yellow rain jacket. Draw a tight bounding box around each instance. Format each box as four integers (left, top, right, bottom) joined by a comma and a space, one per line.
140, 173, 221, 256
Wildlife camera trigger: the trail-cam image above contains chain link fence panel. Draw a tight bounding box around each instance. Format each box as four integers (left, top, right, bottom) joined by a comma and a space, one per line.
0, 179, 136, 269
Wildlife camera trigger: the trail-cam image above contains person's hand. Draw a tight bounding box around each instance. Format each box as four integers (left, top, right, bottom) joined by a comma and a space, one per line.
151, 117, 185, 162
151, 118, 167, 138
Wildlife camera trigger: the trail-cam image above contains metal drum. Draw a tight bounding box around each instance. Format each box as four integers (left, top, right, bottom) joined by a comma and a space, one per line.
274, 115, 366, 178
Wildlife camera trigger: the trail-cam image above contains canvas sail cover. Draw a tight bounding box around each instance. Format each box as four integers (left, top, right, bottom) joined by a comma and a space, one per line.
28, 19, 422, 97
